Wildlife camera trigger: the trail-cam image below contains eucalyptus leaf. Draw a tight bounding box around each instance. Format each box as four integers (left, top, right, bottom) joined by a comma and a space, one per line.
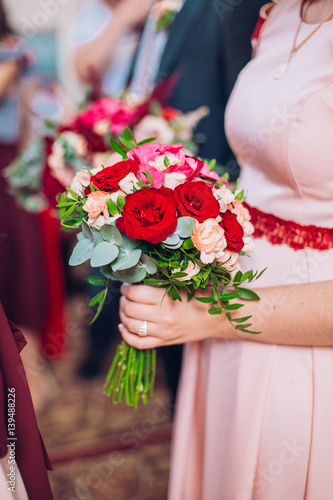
111, 249, 142, 271
140, 254, 158, 274
175, 217, 196, 239
121, 235, 141, 252
90, 241, 119, 267
100, 224, 123, 245
100, 265, 116, 279
77, 231, 87, 242
162, 233, 180, 246
113, 265, 147, 283
82, 219, 95, 242
69, 239, 95, 266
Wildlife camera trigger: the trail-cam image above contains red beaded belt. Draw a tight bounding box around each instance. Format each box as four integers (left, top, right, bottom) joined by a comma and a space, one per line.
244, 202, 333, 251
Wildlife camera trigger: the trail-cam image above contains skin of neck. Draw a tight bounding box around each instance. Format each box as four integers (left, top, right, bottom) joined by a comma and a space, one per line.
302, 0, 333, 23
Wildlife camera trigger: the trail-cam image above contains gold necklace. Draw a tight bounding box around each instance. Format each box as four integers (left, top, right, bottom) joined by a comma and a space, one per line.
274, 1, 333, 80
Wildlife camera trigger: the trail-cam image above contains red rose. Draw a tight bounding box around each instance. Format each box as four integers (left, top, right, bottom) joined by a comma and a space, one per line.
220, 210, 244, 252
87, 160, 139, 194
174, 181, 219, 222
116, 188, 177, 243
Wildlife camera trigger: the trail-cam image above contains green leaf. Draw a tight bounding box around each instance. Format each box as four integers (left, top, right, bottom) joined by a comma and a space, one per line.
175, 217, 196, 238
113, 265, 147, 283
111, 249, 142, 271
89, 290, 105, 306
195, 296, 215, 303
219, 292, 239, 301
182, 237, 194, 250
109, 138, 128, 158
117, 195, 126, 210
69, 239, 95, 266
100, 224, 123, 245
162, 233, 180, 246
144, 169, 153, 187
82, 219, 95, 242
100, 264, 115, 279
170, 285, 182, 301
85, 276, 107, 286
140, 254, 158, 274
232, 316, 252, 324
235, 323, 253, 330
233, 271, 243, 284
119, 136, 134, 150
235, 287, 260, 301
143, 279, 169, 287
136, 137, 156, 146
124, 128, 135, 143
90, 241, 119, 267
77, 231, 87, 242
106, 199, 119, 216
224, 303, 244, 310
208, 307, 223, 315
121, 234, 141, 252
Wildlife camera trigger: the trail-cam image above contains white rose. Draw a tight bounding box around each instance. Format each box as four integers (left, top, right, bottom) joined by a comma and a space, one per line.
214, 185, 235, 213
119, 172, 140, 194
242, 236, 255, 253
69, 168, 91, 198
163, 172, 186, 190
134, 115, 175, 145
149, 153, 182, 172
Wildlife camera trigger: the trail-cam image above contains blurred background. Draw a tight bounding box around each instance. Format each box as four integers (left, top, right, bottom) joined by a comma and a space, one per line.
1, 1, 172, 498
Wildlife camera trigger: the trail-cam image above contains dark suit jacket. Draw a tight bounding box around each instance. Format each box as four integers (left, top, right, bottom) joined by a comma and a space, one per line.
154, 0, 265, 179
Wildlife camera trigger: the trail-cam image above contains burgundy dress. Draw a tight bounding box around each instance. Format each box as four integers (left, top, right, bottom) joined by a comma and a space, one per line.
0, 302, 53, 499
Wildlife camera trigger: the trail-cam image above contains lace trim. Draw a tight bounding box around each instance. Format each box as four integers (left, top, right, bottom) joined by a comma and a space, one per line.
244, 202, 333, 251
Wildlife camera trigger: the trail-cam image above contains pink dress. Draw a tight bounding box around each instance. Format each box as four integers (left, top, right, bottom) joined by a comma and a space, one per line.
168, 1, 333, 499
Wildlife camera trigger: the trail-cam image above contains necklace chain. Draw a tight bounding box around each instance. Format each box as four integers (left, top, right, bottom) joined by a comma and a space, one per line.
275, 0, 333, 80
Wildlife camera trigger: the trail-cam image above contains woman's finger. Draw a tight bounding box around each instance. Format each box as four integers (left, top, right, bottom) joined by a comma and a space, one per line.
119, 308, 160, 338
120, 284, 166, 305
118, 323, 162, 350
119, 295, 163, 324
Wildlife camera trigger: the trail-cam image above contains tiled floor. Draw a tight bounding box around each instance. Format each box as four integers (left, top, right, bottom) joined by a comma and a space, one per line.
36, 296, 172, 500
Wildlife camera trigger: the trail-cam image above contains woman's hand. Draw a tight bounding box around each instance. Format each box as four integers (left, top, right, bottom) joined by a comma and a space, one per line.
119, 284, 232, 349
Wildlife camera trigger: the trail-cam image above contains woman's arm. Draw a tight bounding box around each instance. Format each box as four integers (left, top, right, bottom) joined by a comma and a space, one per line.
75, 0, 154, 83
119, 280, 333, 349
0, 59, 19, 101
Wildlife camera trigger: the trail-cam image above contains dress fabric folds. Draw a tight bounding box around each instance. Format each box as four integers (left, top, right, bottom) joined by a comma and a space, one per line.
168, 1, 333, 499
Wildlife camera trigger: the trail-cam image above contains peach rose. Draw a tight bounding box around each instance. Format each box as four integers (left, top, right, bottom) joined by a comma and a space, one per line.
83, 191, 111, 224
69, 168, 91, 198
172, 260, 201, 281
213, 185, 235, 213
217, 249, 239, 269
230, 200, 254, 236
191, 219, 227, 264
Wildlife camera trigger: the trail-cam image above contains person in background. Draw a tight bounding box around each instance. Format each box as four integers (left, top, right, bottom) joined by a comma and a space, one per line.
71, 0, 154, 98
119, 0, 333, 498
70, 0, 154, 377
128, 0, 266, 407
0, 301, 53, 500
0, 1, 51, 411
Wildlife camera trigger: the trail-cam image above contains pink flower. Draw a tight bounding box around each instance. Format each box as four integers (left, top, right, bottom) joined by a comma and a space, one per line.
83, 191, 111, 224
191, 219, 227, 264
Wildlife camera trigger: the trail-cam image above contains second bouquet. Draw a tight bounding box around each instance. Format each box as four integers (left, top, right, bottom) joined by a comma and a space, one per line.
58, 131, 263, 408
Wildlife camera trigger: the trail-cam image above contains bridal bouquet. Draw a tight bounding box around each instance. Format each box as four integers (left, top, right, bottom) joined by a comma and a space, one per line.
58, 131, 263, 408
4, 91, 208, 213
